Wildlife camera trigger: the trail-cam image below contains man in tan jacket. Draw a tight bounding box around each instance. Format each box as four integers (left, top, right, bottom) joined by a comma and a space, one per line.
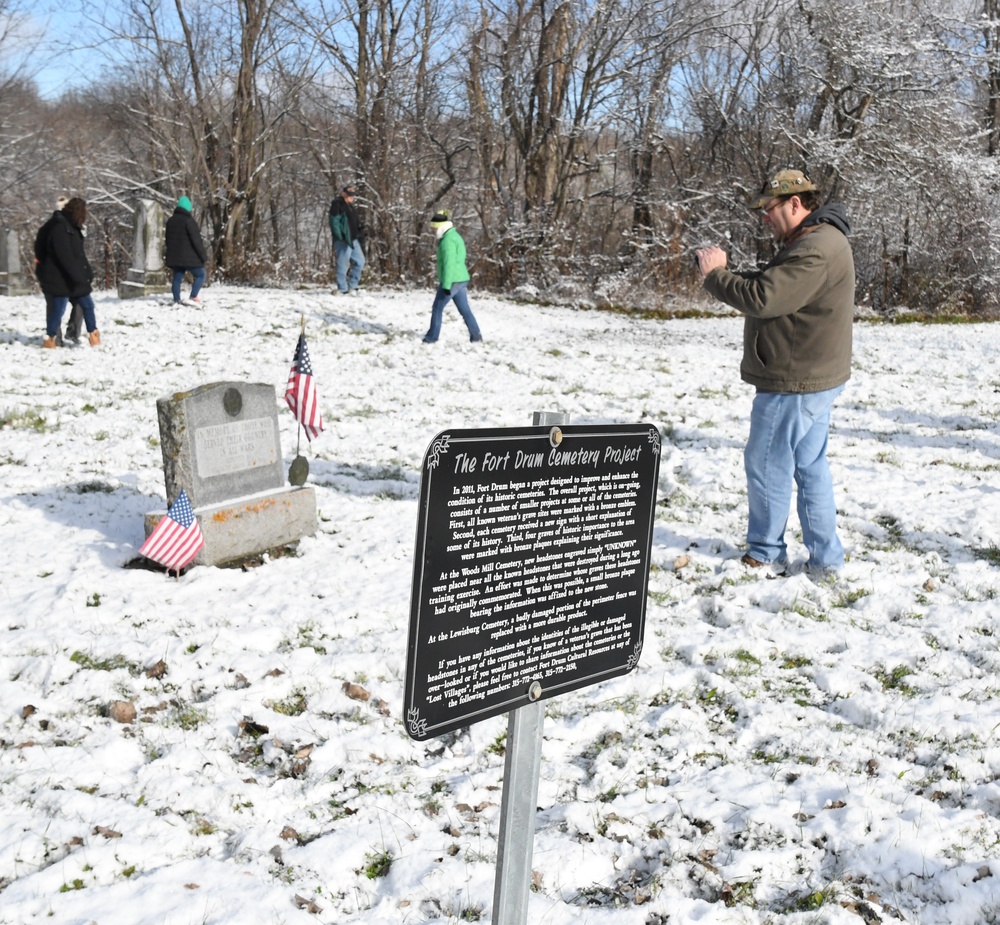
696, 168, 855, 576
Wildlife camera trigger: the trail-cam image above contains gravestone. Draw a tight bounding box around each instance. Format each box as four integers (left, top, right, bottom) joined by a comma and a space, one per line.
143, 381, 317, 567
0, 229, 31, 296
118, 199, 170, 299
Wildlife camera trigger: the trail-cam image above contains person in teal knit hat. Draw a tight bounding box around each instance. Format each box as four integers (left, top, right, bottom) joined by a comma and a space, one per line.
164, 195, 208, 304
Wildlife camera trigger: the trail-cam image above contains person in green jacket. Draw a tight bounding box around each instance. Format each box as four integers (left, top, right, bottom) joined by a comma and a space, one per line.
423, 211, 482, 344
696, 168, 855, 576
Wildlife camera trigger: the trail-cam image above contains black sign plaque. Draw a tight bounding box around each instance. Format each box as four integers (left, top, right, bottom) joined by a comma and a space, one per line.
405, 423, 661, 740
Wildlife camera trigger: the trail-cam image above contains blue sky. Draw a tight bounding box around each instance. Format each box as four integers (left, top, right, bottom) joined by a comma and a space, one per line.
6, 0, 94, 98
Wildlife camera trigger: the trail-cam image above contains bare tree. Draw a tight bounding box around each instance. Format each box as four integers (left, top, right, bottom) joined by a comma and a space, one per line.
0, 0, 64, 225
81, 0, 302, 278
292, 0, 466, 280
7, 0, 997, 312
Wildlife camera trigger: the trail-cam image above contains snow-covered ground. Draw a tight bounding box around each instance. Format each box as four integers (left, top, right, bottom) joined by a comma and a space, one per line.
2, 284, 1000, 925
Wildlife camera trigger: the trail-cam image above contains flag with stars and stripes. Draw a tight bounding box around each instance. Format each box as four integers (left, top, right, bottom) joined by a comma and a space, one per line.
285, 333, 324, 440
139, 489, 205, 572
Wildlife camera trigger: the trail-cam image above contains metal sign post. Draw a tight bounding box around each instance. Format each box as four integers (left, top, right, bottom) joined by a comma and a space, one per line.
493, 694, 544, 924
492, 411, 566, 925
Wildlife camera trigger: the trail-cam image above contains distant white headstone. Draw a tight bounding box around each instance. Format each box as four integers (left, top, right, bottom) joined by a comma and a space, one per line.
0, 228, 31, 296
118, 199, 169, 298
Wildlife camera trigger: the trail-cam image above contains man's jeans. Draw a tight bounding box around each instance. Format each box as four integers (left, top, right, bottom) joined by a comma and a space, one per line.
171, 266, 206, 302
424, 282, 481, 342
334, 240, 365, 292
745, 385, 845, 569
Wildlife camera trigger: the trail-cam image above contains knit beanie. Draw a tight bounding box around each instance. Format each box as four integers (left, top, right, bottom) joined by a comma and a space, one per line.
177, 196, 193, 212
430, 210, 451, 229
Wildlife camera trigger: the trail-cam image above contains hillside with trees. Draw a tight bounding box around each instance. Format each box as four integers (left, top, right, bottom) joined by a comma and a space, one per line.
3, 0, 999, 314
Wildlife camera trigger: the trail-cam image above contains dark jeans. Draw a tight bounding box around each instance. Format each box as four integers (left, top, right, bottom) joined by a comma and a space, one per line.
46, 294, 96, 339
171, 266, 206, 302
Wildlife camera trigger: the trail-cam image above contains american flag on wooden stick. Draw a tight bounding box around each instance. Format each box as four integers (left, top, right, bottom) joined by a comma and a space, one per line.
285, 333, 324, 440
139, 489, 204, 572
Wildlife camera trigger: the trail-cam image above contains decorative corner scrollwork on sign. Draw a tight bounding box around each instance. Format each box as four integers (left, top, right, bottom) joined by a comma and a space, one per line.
626, 643, 642, 671
407, 707, 428, 739
426, 435, 451, 470
648, 428, 661, 456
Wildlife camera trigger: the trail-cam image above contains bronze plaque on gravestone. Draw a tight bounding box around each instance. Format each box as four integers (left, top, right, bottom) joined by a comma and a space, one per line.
405, 423, 661, 740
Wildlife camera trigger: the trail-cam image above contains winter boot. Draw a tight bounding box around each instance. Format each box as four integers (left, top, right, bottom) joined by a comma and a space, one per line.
42, 336, 57, 349
88, 330, 101, 346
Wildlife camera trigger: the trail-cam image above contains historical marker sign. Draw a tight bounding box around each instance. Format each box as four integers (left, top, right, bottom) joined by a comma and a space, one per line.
405, 423, 661, 740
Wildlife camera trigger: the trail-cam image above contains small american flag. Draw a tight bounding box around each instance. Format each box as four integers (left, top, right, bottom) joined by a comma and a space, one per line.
139, 489, 205, 572
285, 332, 324, 440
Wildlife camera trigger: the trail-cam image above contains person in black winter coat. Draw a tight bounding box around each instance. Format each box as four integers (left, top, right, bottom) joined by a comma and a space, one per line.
165, 196, 208, 304
35, 197, 100, 348
43, 194, 85, 345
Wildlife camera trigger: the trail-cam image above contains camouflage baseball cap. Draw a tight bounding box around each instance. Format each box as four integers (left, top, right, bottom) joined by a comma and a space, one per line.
751, 169, 817, 208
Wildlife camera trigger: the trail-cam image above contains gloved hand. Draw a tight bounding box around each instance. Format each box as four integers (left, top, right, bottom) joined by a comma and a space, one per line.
442, 288, 450, 295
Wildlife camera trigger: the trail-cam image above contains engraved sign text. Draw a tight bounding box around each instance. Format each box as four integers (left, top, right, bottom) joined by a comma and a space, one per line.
195, 417, 277, 478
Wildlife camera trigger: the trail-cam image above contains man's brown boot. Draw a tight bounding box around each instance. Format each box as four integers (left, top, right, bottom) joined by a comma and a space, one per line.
89, 330, 101, 346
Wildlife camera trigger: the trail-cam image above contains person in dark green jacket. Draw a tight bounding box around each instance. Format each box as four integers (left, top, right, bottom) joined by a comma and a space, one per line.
328, 185, 366, 295
423, 211, 482, 343
696, 168, 855, 576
